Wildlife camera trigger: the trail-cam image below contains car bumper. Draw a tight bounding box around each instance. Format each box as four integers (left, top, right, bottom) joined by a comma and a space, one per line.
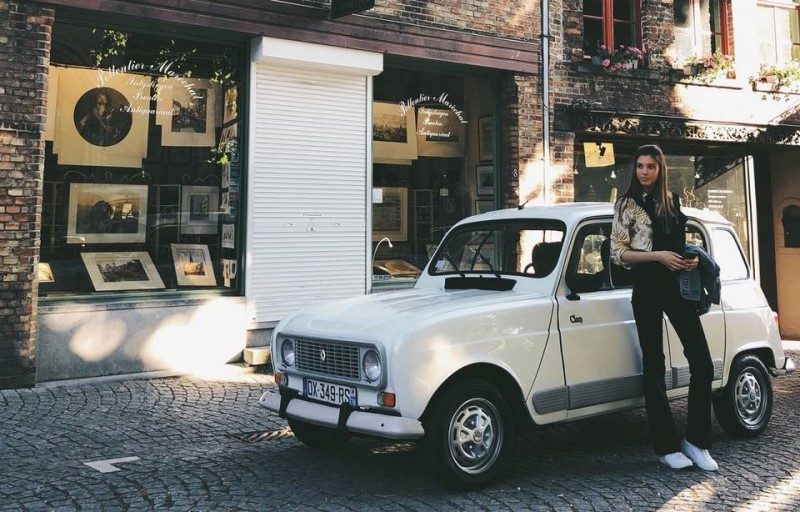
258, 391, 425, 440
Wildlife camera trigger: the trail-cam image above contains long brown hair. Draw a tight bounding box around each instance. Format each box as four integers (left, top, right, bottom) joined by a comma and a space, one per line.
618, 144, 676, 231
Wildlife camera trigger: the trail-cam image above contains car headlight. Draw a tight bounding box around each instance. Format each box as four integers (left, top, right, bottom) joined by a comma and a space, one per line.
281, 338, 295, 366
363, 349, 381, 382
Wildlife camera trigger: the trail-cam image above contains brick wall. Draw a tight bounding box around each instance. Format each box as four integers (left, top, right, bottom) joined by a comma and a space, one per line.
0, 1, 51, 389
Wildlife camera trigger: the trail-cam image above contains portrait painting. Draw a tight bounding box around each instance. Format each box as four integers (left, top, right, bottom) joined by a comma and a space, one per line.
81, 252, 165, 291
53, 68, 150, 168
372, 187, 408, 242
181, 185, 219, 234
156, 77, 217, 147
66, 183, 148, 244
372, 101, 418, 164
170, 244, 217, 287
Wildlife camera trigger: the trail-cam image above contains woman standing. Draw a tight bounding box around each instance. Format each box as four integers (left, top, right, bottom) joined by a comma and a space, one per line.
611, 144, 718, 471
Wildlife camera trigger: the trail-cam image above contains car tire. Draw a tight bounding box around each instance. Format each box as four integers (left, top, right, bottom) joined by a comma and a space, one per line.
288, 418, 352, 448
424, 378, 515, 490
713, 354, 773, 438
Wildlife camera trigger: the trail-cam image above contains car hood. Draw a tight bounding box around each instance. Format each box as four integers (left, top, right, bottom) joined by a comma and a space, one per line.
279, 287, 548, 342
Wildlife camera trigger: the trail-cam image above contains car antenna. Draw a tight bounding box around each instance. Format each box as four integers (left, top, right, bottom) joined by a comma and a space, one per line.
518, 198, 532, 210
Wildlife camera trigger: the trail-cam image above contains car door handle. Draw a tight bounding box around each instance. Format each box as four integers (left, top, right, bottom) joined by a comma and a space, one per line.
570, 315, 583, 324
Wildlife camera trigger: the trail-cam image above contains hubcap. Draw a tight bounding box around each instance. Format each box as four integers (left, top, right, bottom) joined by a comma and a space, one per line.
448, 398, 503, 475
735, 369, 766, 426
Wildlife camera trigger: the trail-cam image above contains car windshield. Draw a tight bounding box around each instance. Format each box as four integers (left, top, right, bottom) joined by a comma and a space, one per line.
429, 220, 566, 278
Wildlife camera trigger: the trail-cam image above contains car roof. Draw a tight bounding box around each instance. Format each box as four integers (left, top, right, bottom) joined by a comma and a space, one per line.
457, 202, 732, 228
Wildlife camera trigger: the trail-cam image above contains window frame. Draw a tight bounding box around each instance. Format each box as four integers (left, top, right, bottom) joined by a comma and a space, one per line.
757, 2, 800, 65
564, 220, 614, 294
584, 0, 644, 53
674, 0, 731, 57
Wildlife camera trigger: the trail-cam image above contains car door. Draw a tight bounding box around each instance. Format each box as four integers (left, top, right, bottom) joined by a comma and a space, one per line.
557, 219, 649, 419
664, 221, 726, 394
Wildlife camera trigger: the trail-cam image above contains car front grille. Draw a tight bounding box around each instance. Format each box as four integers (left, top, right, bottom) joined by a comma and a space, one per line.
295, 338, 361, 380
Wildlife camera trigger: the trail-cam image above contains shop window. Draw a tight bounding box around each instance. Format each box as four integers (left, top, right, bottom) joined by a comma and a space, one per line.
673, 0, 729, 60
573, 144, 751, 264
39, 22, 244, 299
371, 67, 497, 288
782, 204, 800, 247
757, 4, 800, 65
583, 0, 642, 55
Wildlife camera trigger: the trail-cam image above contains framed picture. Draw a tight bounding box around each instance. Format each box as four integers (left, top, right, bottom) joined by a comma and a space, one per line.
416, 107, 466, 158
81, 251, 165, 291
223, 85, 238, 125
53, 67, 150, 168
475, 199, 493, 215
222, 258, 238, 287
66, 183, 148, 244
37, 262, 54, 283
170, 244, 217, 287
478, 115, 493, 161
222, 224, 235, 249
155, 78, 217, 147
476, 165, 494, 196
372, 101, 418, 164
372, 187, 408, 242
181, 186, 219, 235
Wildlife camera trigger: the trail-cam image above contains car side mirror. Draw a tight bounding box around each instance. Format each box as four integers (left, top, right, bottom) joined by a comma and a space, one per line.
564, 273, 582, 301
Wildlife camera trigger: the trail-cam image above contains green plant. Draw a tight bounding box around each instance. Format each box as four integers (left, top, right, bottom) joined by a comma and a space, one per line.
681, 51, 734, 81
751, 61, 800, 88
592, 42, 646, 72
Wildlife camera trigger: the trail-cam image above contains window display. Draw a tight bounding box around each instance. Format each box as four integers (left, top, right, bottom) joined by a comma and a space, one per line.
573, 142, 751, 262
41, 21, 244, 298
371, 67, 497, 287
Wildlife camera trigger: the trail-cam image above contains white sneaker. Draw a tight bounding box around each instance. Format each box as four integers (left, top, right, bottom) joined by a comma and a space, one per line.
659, 451, 694, 469
681, 439, 719, 471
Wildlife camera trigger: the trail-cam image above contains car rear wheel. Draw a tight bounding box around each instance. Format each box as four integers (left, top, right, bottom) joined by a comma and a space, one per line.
288, 418, 352, 448
424, 378, 514, 490
713, 354, 773, 437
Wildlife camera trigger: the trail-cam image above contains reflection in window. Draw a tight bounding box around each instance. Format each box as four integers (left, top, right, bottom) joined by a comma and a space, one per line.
673, 0, 728, 60
712, 229, 749, 280
583, 0, 641, 55
758, 5, 800, 65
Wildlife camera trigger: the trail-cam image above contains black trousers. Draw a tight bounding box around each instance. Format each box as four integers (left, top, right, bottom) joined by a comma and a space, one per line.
632, 279, 714, 455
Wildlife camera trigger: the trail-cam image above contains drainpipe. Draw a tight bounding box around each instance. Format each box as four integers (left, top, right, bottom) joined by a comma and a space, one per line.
541, 0, 551, 203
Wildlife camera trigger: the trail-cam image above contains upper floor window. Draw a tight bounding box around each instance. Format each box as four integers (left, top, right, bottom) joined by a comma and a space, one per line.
583, 0, 642, 55
673, 0, 729, 60
758, 4, 800, 64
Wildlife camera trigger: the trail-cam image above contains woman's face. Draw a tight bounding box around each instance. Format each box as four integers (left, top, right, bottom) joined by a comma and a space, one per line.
636, 155, 660, 190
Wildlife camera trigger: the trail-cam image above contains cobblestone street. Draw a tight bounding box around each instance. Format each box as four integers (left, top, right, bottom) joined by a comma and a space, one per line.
1, 353, 798, 511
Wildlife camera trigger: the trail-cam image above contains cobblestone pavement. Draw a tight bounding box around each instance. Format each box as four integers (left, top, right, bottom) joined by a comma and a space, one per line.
1, 354, 799, 511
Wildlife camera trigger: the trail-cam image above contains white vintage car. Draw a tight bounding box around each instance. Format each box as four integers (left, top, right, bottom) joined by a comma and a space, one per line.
259, 203, 795, 489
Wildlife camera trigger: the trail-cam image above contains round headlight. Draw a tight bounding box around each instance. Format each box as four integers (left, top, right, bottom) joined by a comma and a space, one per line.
363, 349, 381, 382
281, 338, 295, 366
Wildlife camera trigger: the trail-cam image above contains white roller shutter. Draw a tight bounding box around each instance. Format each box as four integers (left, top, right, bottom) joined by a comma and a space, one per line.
247, 59, 374, 325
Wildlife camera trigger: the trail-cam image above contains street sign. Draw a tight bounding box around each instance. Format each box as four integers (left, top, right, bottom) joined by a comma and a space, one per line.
329, 0, 375, 19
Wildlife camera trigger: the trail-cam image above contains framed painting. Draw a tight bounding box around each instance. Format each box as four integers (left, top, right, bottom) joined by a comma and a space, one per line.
66, 183, 148, 244
476, 165, 494, 196
53, 67, 150, 168
81, 251, 165, 291
170, 244, 217, 287
478, 115, 493, 161
416, 107, 466, 158
372, 187, 408, 242
180, 185, 219, 235
37, 262, 54, 283
372, 101, 418, 164
155, 77, 217, 147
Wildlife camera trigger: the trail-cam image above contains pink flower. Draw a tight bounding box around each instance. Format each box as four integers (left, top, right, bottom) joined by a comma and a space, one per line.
602, 58, 611, 67
600, 44, 607, 50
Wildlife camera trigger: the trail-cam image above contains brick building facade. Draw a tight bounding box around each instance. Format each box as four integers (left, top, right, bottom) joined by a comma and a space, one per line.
0, 0, 546, 388
0, 1, 52, 388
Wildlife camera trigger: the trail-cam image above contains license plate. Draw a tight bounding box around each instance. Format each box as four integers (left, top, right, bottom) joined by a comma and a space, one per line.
303, 378, 358, 406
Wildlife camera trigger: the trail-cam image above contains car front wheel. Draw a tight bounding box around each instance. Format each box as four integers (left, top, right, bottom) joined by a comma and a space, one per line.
713, 354, 773, 437
424, 378, 514, 490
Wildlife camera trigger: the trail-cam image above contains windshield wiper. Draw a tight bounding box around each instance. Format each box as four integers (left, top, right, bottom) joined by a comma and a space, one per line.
443, 251, 466, 278
473, 250, 502, 279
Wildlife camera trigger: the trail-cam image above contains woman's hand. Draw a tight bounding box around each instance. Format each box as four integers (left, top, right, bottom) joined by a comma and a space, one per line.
683, 256, 699, 271
656, 251, 689, 271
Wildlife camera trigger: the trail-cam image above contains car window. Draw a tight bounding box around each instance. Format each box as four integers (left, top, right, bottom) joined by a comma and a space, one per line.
686, 223, 706, 250
430, 220, 566, 278
712, 228, 749, 280
566, 223, 612, 293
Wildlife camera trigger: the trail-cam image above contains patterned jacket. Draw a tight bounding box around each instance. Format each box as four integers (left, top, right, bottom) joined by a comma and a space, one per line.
610, 195, 654, 269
